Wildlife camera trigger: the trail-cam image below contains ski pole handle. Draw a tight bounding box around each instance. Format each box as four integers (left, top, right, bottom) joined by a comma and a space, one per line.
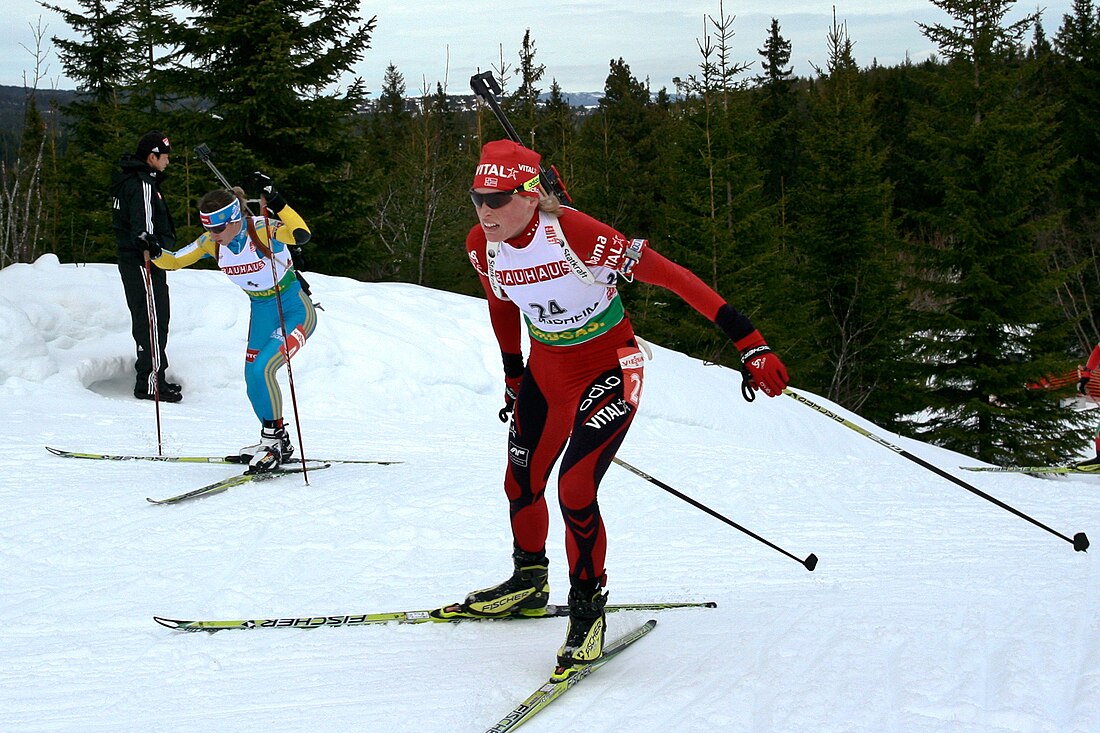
193, 143, 258, 216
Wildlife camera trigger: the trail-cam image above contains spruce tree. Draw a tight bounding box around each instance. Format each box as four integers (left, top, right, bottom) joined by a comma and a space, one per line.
1052, 0, 1100, 218
362, 76, 468, 288
788, 16, 908, 422
43, 0, 144, 262
358, 63, 412, 281
1, 94, 52, 266
575, 59, 658, 233
170, 0, 376, 274
629, 7, 776, 366
904, 0, 1087, 465
535, 80, 577, 190
753, 18, 800, 206
1049, 0, 1100, 350
509, 29, 545, 149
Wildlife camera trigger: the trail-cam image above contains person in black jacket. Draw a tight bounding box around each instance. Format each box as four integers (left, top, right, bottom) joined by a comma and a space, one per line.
111, 130, 181, 402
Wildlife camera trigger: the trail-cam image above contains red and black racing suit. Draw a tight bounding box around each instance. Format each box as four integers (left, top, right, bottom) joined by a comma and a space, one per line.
467, 205, 734, 589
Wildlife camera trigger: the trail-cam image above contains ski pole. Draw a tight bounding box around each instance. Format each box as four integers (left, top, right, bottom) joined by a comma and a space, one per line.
612, 457, 818, 571
193, 143, 236, 195
141, 251, 163, 455
258, 199, 309, 484
782, 388, 1090, 552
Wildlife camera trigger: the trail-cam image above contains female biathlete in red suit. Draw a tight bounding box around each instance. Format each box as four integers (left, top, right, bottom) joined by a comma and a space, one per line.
452, 140, 789, 673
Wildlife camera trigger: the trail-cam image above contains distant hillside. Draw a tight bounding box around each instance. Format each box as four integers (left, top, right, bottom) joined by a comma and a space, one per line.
548, 91, 604, 108
0, 83, 605, 125
0, 84, 78, 127
0, 83, 606, 162
0, 85, 78, 160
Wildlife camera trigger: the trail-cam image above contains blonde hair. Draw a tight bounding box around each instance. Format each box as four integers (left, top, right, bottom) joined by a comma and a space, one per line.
537, 187, 562, 215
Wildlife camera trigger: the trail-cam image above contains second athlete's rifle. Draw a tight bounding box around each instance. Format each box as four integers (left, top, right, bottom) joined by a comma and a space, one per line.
194, 143, 245, 208
470, 70, 572, 206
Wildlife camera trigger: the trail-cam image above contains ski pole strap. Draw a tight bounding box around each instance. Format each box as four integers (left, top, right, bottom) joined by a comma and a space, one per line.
498, 397, 516, 424
739, 366, 756, 403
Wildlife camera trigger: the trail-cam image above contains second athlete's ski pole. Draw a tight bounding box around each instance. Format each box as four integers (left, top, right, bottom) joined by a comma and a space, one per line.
257, 195, 309, 483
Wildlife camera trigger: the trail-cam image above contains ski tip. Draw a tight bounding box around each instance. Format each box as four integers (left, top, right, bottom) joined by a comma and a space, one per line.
703, 601, 718, 608
153, 616, 187, 629
804, 553, 819, 571
45, 445, 63, 455
1073, 532, 1090, 552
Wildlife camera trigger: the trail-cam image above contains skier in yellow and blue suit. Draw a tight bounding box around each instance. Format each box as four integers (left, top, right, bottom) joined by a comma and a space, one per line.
152, 173, 316, 471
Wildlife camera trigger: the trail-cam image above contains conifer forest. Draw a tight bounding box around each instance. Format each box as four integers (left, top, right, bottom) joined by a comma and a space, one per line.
4, 0, 1100, 466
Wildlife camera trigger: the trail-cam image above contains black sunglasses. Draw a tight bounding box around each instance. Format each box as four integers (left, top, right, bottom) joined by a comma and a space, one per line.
470, 187, 521, 209
204, 222, 230, 234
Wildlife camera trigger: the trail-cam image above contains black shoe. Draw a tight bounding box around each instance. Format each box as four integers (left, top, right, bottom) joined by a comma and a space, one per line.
463, 549, 550, 617
134, 386, 182, 403
135, 376, 182, 400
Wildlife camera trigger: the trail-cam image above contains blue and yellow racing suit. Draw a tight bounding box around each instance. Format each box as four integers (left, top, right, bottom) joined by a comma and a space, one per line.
153, 203, 317, 423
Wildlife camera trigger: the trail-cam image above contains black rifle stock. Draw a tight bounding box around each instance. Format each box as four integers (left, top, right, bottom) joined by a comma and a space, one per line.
193, 144, 234, 194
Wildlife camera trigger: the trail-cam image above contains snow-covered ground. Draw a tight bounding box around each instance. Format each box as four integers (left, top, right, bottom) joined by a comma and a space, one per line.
1, 255, 1097, 733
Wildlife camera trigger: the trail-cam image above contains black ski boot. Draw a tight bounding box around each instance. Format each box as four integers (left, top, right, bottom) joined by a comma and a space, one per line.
556, 581, 608, 669
1074, 455, 1100, 471
462, 548, 550, 617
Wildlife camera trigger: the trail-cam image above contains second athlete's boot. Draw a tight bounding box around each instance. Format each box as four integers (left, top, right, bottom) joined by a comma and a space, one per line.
240, 419, 294, 472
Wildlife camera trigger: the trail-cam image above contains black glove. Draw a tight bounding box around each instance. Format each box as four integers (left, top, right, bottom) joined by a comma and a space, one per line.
251, 171, 286, 212
499, 352, 524, 423
1079, 369, 1092, 396
137, 231, 162, 259
498, 376, 521, 423
252, 171, 277, 198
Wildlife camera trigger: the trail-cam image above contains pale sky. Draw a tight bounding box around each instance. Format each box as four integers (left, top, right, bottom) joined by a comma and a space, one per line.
0, 1, 1079, 95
